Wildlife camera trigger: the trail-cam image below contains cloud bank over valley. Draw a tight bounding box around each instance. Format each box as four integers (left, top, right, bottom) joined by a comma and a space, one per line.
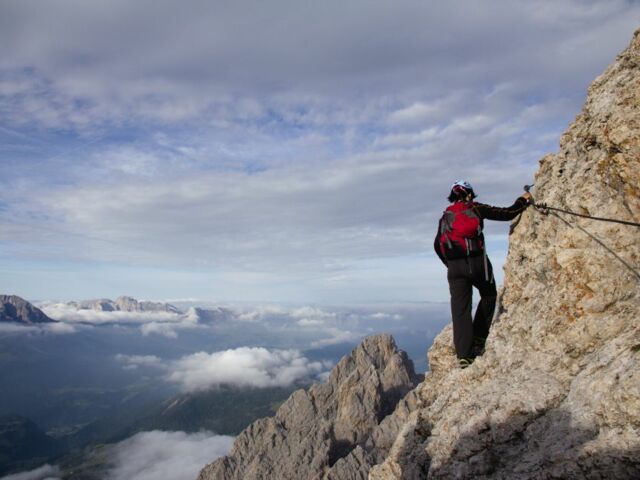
30, 299, 448, 351
115, 347, 328, 391
166, 347, 328, 391
1, 431, 234, 480
108, 430, 234, 480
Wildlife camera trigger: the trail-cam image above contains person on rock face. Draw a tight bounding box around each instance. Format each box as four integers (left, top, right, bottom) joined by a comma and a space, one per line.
434, 180, 532, 369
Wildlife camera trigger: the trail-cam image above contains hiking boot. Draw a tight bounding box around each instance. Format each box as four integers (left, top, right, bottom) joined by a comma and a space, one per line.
472, 336, 487, 357
459, 357, 475, 369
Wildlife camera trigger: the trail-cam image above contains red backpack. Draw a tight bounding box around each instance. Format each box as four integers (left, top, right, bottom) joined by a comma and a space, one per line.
437, 202, 484, 260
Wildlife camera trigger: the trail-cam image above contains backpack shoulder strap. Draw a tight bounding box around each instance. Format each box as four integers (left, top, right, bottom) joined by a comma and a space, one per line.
440, 208, 456, 233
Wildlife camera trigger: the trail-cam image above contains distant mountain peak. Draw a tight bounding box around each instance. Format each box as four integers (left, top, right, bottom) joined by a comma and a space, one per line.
0, 295, 56, 324
67, 296, 181, 314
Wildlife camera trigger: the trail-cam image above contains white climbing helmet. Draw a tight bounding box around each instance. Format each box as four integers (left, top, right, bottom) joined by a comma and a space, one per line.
452, 180, 474, 192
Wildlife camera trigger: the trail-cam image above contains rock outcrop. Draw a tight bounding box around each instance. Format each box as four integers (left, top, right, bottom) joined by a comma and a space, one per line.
197, 334, 420, 480
0, 295, 56, 324
371, 29, 640, 480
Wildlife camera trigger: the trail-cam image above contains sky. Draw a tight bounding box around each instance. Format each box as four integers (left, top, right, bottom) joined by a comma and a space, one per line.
1, 0, 638, 303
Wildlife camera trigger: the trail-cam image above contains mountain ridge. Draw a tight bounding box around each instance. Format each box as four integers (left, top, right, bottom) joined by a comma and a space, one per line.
67, 296, 180, 314
198, 334, 420, 479
0, 295, 57, 324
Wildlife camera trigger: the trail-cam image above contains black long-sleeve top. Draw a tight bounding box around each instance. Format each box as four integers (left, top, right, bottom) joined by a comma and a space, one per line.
434, 196, 529, 265
473, 197, 529, 221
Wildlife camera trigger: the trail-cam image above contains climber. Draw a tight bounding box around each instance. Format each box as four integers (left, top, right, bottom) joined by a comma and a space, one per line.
434, 180, 531, 369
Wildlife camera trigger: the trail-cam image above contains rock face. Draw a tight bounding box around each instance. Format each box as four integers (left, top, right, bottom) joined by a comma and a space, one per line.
197, 334, 420, 480
370, 29, 640, 479
0, 295, 56, 324
68, 296, 180, 313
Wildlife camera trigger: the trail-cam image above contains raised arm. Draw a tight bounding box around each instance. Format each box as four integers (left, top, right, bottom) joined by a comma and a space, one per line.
474, 195, 530, 221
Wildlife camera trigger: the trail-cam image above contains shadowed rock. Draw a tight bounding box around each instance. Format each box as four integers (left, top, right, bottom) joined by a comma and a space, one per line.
0, 295, 56, 324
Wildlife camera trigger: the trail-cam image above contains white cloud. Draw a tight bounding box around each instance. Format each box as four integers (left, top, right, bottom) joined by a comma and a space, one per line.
90, 302, 448, 385
0, 464, 61, 480
0, 322, 75, 336
115, 354, 163, 369
310, 328, 363, 348
297, 318, 325, 327
2, 0, 637, 130
41, 322, 77, 334
370, 312, 403, 321
236, 305, 288, 322
166, 347, 326, 392
387, 102, 442, 126
290, 306, 337, 320
41, 303, 183, 325
290, 306, 337, 327
39, 302, 203, 338
108, 430, 233, 480
139, 322, 186, 338
374, 127, 439, 148
0, 323, 39, 334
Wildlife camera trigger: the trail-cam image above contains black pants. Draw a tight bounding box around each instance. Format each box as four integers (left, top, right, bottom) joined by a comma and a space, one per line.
447, 255, 497, 359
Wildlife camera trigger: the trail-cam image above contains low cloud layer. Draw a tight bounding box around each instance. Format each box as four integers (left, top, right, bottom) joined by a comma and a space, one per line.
6, 301, 449, 354
108, 430, 233, 480
115, 354, 163, 370
39, 302, 199, 338
0, 464, 61, 480
166, 347, 327, 391
41, 303, 184, 325
0, 322, 76, 336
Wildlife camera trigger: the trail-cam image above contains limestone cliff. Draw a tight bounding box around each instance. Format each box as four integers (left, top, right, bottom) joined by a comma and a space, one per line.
371, 29, 640, 480
197, 30, 640, 480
